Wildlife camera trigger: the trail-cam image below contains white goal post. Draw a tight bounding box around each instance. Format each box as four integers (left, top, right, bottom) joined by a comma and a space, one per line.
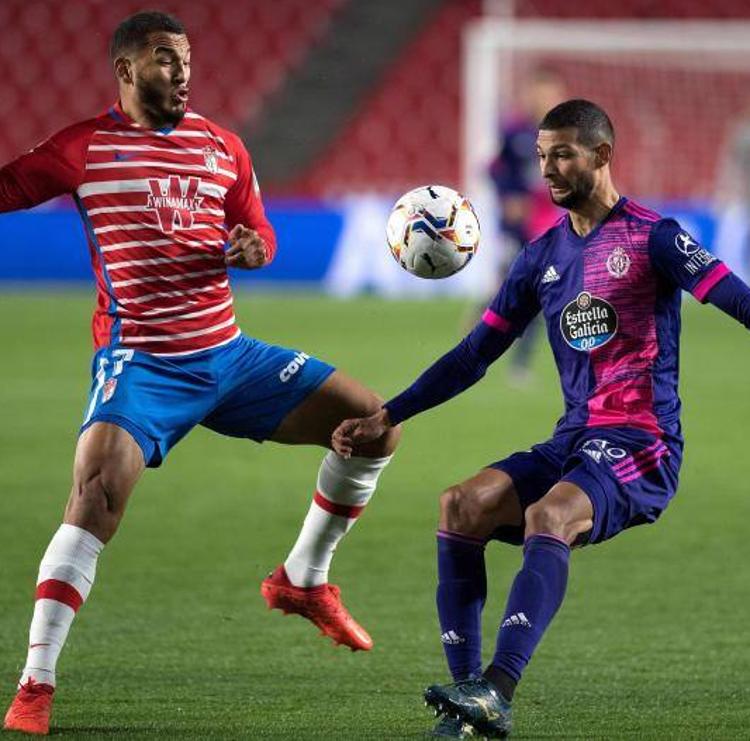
461, 19, 750, 270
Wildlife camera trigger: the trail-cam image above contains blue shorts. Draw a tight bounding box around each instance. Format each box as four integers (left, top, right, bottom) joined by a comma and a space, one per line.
80, 335, 335, 467
490, 427, 683, 545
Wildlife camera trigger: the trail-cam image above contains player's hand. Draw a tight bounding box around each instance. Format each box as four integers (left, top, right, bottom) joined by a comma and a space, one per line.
225, 224, 268, 270
332, 408, 392, 459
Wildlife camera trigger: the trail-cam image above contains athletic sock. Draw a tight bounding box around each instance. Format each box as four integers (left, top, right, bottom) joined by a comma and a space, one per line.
488, 533, 570, 683
483, 665, 517, 700
20, 524, 104, 687
284, 452, 391, 587
436, 530, 487, 681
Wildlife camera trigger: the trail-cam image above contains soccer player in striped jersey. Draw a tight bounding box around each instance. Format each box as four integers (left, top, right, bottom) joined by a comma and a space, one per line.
333, 100, 750, 738
1, 12, 399, 735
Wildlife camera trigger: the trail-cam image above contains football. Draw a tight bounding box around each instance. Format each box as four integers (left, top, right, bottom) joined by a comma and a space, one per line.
386, 185, 480, 279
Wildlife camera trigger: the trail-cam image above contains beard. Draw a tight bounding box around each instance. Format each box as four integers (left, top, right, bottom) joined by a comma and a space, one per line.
548, 171, 595, 210
135, 76, 185, 128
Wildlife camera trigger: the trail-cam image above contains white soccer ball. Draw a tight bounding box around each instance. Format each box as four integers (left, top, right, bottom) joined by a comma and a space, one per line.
386, 185, 480, 279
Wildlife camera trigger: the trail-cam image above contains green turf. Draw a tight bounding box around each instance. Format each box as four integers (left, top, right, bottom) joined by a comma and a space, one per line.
0, 290, 748, 739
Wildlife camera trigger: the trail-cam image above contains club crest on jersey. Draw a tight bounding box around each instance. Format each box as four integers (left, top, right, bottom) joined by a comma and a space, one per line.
102, 377, 117, 403
146, 176, 204, 233
203, 146, 219, 175
606, 246, 630, 278
560, 292, 618, 351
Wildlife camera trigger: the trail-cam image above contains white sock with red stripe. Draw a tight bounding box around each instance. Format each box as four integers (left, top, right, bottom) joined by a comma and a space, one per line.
19, 524, 104, 688
284, 452, 391, 587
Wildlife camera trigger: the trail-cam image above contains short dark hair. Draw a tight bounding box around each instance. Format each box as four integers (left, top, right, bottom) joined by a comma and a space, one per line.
539, 99, 615, 149
110, 11, 186, 60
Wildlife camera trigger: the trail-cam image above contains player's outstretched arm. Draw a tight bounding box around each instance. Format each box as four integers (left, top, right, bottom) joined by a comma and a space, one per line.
331, 250, 538, 457
331, 317, 518, 457
705, 271, 750, 329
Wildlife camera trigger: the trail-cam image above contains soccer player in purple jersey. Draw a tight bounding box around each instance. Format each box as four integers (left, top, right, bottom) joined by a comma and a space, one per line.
333, 99, 750, 738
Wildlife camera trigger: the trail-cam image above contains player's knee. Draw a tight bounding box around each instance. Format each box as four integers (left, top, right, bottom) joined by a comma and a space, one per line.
68, 467, 130, 542
439, 484, 484, 535
524, 501, 568, 540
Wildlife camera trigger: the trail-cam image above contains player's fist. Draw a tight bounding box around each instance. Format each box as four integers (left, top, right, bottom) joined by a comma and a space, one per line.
225, 224, 268, 270
332, 409, 392, 458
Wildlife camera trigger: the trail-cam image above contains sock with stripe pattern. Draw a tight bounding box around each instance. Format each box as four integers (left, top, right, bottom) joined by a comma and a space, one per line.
283, 451, 391, 587
19, 524, 104, 688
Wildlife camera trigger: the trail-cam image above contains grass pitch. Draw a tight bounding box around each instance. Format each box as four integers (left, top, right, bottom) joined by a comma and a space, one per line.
0, 290, 748, 739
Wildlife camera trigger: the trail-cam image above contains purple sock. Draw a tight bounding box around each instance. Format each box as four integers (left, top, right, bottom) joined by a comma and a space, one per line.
436, 530, 487, 681
489, 533, 570, 682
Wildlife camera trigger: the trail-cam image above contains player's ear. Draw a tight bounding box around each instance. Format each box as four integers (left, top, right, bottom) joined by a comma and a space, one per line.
593, 142, 613, 168
114, 56, 134, 85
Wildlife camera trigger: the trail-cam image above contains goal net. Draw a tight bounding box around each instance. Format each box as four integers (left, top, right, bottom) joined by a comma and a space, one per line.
461, 19, 750, 274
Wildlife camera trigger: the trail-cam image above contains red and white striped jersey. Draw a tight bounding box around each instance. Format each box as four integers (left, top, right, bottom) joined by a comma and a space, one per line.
0, 102, 277, 355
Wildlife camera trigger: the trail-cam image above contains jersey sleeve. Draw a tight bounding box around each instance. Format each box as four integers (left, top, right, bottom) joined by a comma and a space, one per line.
382, 247, 539, 425
705, 271, 750, 330
648, 218, 730, 302
0, 122, 91, 212
223, 134, 277, 263
483, 245, 541, 334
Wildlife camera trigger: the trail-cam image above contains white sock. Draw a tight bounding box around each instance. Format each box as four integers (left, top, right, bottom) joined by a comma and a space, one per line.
284, 452, 391, 587
20, 524, 104, 688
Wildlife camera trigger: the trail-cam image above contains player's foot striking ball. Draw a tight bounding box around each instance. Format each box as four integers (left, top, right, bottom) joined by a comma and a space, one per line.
3, 679, 55, 736
424, 678, 511, 739
261, 565, 373, 651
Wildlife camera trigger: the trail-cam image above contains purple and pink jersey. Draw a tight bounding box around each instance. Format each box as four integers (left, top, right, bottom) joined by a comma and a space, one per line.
385, 197, 733, 445
484, 196, 728, 439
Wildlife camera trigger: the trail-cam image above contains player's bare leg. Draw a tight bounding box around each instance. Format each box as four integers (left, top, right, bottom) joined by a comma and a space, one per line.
261, 371, 400, 651
439, 468, 523, 538
4, 423, 143, 735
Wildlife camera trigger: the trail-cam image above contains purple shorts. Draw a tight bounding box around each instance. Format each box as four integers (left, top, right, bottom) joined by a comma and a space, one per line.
490, 426, 683, 545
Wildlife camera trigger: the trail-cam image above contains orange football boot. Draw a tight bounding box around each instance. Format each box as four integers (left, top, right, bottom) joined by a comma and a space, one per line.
4, 678, 55, 735
261, 565, 373, 651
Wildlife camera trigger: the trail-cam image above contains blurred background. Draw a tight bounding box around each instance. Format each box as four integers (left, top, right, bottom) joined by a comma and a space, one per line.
3, 0, 750, 295
2, 5, 750, 737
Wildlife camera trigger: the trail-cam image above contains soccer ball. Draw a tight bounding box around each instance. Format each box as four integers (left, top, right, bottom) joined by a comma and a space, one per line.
386, 185, 480, 279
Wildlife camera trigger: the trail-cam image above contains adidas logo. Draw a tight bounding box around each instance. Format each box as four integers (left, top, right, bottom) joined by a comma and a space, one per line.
501, 612, 532, 629
440, 629, 465, 645
541, 265, 560, 284
583, 448, 603, 463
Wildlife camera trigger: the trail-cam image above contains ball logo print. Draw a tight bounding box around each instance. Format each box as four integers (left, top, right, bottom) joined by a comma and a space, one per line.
386, 185, 480, 279
560, 292, 618, 351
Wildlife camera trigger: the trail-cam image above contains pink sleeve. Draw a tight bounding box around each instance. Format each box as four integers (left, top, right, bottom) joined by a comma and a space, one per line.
0, 121, 92, 212
223, 134, 277, 263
